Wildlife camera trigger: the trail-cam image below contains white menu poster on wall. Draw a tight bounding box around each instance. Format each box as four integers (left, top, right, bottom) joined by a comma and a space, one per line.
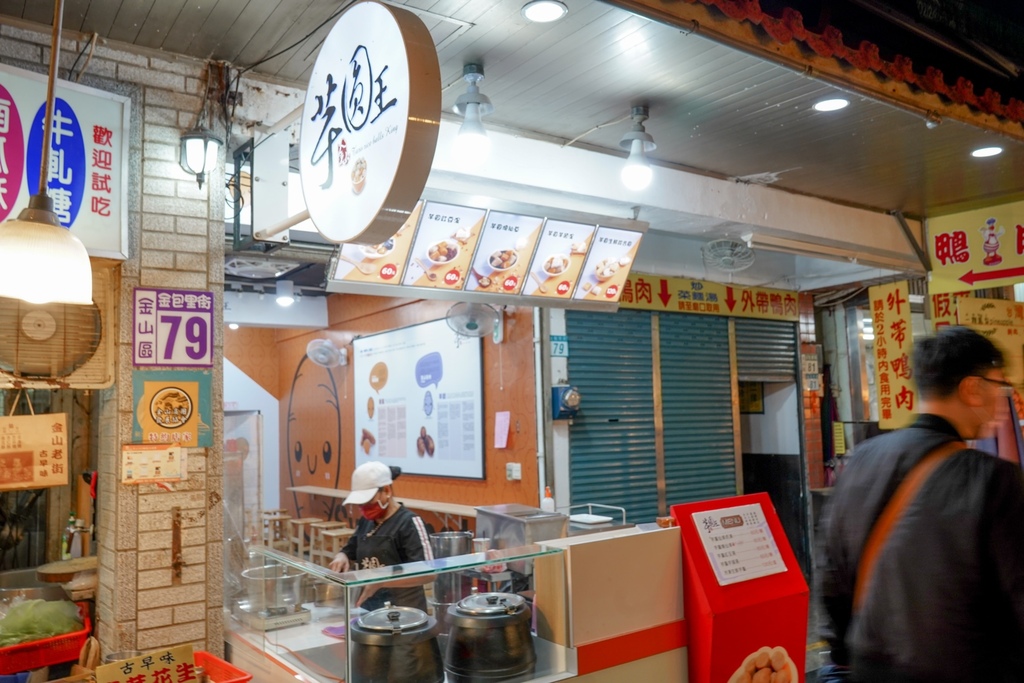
353, 319, 484, 479
691, 502, 787, 586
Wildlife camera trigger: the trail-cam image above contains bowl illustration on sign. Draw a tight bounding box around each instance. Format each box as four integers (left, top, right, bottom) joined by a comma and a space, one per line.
488, 249, 518, 272
594, 255, 631, 282
359, 238, 395, 260
427, 240, 459, 265
542, 253, 570, 277
150, 387, 193, 429
351, 158, 367, 194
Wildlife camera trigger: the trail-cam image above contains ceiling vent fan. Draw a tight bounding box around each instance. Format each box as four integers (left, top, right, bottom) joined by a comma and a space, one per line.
0, 264, 116, 388
446, 302, 504, 344
702, 237, 755, 273
306, 339, 347, 368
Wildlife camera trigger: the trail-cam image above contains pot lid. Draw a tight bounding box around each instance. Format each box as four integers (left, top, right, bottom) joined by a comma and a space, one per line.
455, 592, 526, 615
356, 603, 429, 632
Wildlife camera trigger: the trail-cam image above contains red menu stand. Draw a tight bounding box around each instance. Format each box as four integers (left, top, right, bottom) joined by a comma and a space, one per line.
672, 492, 808, 683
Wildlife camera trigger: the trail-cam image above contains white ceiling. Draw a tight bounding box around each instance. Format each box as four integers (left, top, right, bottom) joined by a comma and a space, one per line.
6, 0, 1022, 291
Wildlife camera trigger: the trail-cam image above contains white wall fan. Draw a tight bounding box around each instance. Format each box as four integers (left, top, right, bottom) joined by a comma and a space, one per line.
445, 302, 504, 344
306, 338, 347, 368
0, 264, 115, 388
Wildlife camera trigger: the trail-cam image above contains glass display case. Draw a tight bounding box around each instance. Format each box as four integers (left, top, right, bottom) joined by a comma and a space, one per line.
226, 544, 572, 683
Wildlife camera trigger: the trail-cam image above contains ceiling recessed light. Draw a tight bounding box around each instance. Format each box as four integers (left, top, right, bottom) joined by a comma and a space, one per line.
228, 323, 239, 330
971, 146, 1003, 158
522, 0, 568, 23
813, 98, 849, 112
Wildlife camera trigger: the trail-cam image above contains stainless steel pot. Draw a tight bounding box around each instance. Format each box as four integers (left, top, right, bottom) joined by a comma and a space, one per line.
444, 590, 536, 683
349, 603, 444, 683
240, 564, 303, 614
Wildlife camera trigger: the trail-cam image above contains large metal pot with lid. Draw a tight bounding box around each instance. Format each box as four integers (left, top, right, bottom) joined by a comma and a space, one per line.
444, 589, 536, 683
349, 602, 444, 683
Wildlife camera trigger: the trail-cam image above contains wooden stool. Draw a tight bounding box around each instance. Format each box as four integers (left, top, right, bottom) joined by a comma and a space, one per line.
309, 521, 349, 565
288, 517, 323, 560
262, 511, 292, 550
321, 527, 357, 566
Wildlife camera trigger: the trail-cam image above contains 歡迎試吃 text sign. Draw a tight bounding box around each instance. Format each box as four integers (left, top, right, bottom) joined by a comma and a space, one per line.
0, 63, 129, 259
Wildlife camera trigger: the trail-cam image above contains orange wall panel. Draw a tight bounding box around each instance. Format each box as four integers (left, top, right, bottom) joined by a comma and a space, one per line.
224, 326, 282, 399
279, 295, 538, 531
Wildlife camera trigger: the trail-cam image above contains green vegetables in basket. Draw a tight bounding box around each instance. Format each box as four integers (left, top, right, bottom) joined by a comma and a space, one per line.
0, 600, 82, 647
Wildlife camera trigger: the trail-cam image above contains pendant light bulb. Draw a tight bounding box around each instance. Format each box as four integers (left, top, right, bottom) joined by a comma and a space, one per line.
453, 102, 491, 170
618, 105, 656, 192
620, 139, 653, 191
0, 0, 94, 306
452, 64, 494, 171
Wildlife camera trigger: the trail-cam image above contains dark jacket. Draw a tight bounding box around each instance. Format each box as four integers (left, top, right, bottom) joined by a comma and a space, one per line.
820, 414, 1024, 682
341, 504, 433, 611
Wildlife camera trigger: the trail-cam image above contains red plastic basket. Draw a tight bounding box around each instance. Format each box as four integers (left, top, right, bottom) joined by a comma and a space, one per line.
195, 651, 253, 683
0, 602, 91, 674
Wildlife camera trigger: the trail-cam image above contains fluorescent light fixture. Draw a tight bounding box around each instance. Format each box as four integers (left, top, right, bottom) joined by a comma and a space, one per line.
521, 0, 568, 22
971, 146, 1003, 158
813, 98, 849, 112
276, 280, 295, 307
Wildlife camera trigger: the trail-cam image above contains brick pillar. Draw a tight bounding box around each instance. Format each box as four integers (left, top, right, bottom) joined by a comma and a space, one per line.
92, 53, 225, 656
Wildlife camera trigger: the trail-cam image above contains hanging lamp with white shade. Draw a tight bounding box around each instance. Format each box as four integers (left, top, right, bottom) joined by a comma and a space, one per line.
0, 0, 93, 306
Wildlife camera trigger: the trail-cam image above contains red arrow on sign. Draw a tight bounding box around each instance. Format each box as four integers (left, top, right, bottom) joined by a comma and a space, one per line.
658, 279, 672, 307
725, 286, 737, 311
959, 266, 1024, 285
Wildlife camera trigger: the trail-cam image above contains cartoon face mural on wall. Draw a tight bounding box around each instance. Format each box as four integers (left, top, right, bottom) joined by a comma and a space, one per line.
285, 354, 343, 521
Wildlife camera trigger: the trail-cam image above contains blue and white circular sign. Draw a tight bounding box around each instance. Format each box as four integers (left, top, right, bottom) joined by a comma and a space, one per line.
299, 0, 440, 244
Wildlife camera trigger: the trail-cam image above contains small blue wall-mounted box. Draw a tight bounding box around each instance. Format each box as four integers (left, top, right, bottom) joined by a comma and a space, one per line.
551, 385, 581, 420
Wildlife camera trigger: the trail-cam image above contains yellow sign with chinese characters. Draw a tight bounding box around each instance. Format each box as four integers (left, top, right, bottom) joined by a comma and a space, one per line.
928, 200, 1024, 294
620, 273, 800, 321
869, 281, 916, 430
95, 645, 196, 683
928, 289, 971, 332
957, 297, 1024, 389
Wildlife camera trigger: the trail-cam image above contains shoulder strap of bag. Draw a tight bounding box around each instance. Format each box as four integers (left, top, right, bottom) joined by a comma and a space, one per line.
852, 439, 966, 613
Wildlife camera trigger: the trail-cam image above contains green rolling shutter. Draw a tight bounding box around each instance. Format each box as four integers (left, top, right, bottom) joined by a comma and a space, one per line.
659, 314, 736, 505
566, 309, 659, 523
734, 319, 798, 381
565, 309, 738, 523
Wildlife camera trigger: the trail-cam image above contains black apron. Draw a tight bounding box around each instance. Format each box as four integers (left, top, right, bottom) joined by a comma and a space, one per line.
355, 511, 428, 613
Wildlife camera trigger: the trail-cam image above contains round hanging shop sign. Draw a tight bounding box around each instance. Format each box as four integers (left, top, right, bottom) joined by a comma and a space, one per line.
299, 0, 440, 244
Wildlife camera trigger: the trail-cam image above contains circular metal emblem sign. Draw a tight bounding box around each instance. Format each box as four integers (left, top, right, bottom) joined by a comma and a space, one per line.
300, 0, 440, 244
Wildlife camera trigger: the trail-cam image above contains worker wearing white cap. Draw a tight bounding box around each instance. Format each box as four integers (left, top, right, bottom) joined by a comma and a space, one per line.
329, 462, 433, 611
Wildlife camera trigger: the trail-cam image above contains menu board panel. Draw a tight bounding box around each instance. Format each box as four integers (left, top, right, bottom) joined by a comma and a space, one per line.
402, 202, 486, 289
333, 201, 423, 284
690, 502, 787, 586
573, 226, 643, 303
465, 211, 544, 294
353, 319, 484, 479
522, 219, 597, 299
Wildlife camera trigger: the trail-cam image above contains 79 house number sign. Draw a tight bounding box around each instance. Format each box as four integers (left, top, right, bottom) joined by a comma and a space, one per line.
133, 288, 214, 367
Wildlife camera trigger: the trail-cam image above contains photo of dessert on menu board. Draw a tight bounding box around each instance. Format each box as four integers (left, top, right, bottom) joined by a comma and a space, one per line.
465, 211, 544, 294
402, 201, 486, 289
332, 201, 423, 284
573, 226, 644, 302
522, 219, 597, 298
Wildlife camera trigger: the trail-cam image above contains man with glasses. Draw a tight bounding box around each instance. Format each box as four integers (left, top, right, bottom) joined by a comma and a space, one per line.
819, 325, 1024, 682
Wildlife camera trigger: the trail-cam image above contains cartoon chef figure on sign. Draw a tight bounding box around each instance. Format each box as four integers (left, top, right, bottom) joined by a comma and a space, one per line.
980, 217, 1004, 266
